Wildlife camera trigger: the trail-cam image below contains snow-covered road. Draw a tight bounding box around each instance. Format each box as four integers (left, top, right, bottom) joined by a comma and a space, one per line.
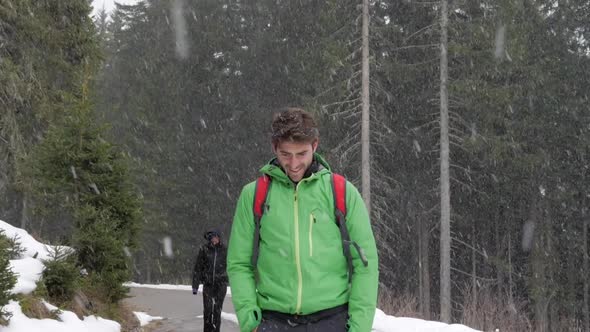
124, 286, 239, 332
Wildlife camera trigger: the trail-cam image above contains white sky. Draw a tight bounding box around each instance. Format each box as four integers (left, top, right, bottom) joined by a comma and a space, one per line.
91, 0, 140, 16
1, 219, 481, 332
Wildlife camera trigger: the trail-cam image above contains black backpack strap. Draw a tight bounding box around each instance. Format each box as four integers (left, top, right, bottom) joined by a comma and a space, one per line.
332, 173, 368, 284
252, 174, 271, 267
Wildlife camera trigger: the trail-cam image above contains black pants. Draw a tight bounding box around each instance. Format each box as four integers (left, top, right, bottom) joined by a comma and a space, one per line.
202, 283, 227, 332
258, 305, 348, 332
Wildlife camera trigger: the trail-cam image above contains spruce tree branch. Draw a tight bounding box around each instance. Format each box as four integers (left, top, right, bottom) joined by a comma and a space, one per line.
391, 43, 438, 51
314, 86, 338, 99
450, 176, 484, 195
449, 110, 470, 126
372, 164, 399, 184
341, 141, 360, 158
344, 106, 362, 120
334, 131, 360, 154
449, 163, 472, 176
450, 267, 496, 282
449, 140, 469, 153
451, 237, 489, 260
449, 132, 466, 144
404, 23, 437, 43
322, 98, 360, 109
399, 58, 439, 67
413, 119, 440, 131
410, 1, 440, 5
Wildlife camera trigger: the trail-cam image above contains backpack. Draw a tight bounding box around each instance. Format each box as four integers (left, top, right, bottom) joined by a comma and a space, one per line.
251, 173, 368, 283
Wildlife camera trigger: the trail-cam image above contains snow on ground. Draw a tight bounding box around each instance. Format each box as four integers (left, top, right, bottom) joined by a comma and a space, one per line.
133, 311, 163, 326
2, 300, 120, 332
372, 309, 480, 332
125, 282, 193, 291
1, 219, 481, 332
9, 257, 45, 295
0, 220, 72, 262
1, 220, 122, 332
128, 284, 480, 331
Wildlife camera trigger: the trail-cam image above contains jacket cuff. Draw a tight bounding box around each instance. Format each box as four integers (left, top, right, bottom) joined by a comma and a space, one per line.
238, 306, 262, 332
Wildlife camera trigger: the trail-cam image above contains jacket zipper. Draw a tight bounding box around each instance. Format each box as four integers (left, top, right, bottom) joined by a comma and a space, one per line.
309, 214, 314, 257
212, 247, 217, 285
294, 185, 303, 313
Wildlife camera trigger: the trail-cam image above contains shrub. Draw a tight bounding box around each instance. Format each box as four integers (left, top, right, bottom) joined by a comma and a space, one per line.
74, 216, 131, 302
0, 231, 17, 325
42, 247, 80, 303
0, 231, 25, 260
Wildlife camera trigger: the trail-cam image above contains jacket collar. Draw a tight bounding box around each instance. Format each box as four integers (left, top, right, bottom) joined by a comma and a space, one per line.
260, 153, 331, 185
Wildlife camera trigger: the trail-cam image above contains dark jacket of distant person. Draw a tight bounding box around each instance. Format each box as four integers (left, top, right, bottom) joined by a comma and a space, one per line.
192, 230, 228, 289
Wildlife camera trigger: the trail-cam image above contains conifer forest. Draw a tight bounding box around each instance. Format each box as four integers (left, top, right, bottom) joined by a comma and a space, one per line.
1, 1, 590, 330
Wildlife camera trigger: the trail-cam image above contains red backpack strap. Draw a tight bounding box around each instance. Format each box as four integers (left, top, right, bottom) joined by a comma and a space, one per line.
331, 173, 354, 282
252, 174, 271, 267
332, 173, 347, 218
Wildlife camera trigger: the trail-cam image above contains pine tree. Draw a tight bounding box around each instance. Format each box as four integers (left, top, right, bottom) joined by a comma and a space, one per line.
0, 231, 17, 324
27, 94, 142, 302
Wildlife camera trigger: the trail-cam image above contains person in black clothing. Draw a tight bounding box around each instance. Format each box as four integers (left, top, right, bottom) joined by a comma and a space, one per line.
192, 229, 228, 332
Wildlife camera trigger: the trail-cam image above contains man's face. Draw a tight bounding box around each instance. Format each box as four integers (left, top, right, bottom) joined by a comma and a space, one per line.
273, 140, 318, 182
211, 236, 220, 245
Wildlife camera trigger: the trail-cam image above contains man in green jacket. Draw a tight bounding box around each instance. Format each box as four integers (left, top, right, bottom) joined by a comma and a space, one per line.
227, 108, 378, 332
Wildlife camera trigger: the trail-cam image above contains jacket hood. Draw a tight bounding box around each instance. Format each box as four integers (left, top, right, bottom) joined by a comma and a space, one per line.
204, 229, 222, 241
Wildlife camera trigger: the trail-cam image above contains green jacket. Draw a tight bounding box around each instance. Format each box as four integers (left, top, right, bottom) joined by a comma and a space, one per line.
227, 154, 378, 332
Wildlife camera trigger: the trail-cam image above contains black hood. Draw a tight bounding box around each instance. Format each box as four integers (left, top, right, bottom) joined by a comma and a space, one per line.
204, 229, 222, 241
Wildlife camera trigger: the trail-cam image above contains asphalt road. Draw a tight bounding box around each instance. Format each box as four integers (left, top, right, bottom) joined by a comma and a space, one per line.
125, 287, 240, 332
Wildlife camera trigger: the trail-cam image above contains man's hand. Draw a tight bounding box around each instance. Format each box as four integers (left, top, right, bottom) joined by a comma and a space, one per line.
252, 328, 257, 332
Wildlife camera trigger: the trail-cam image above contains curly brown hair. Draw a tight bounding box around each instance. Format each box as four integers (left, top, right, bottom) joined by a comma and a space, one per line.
271, 108, 319, 144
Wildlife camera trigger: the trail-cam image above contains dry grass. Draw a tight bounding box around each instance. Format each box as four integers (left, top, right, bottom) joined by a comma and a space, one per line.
460, 287, 532, 332
117, 301, 142, 332
68, 290, 94, 319
141, 319, 165, 332
18, 294, 60, 320
78, 292, 141, 332
378, 289, 424, 319
22, 285, 141, 332
378, 288, 536, 332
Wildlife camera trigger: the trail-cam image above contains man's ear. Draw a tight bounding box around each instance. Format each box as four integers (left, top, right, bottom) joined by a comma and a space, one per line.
312, 139, 319, 152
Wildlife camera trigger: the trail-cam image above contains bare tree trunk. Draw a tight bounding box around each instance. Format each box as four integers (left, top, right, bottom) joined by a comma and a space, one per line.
418, 212, 431, 319
471, 222, 477, 307
530, 198, 549, 332
360, 0, 371, 213
508, 233, 513, 303
439, 0, 451, 323
417, 206, 424, 314
494, 208, 504, 301
584, 207, 589, 332
20, 194, 29, 230
146, 260, 152, 284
